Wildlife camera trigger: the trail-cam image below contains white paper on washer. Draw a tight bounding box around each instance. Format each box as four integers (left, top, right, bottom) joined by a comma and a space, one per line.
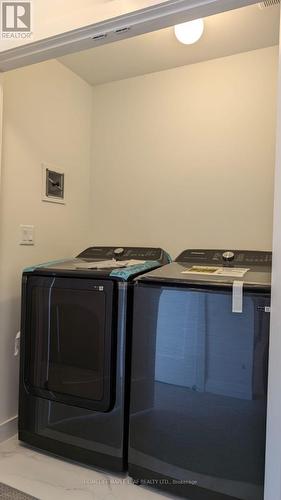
75, 259, 145, 269
182, 266, 249, 278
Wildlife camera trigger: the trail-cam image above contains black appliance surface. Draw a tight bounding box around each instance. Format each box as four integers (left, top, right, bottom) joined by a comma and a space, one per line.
139, 249, 272, 290
19, 246, 169, 473
128, 249, 271, 500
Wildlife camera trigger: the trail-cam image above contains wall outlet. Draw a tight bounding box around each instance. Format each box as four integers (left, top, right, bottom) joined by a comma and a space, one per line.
20, 225, 34, 245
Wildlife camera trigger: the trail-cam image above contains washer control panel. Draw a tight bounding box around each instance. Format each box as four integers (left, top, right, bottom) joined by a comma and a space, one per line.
176, 249, 272, 266
77, 246, 164, 261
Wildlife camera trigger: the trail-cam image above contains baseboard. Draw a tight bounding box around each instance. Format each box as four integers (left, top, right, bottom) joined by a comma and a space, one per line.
0, 416, 18, 443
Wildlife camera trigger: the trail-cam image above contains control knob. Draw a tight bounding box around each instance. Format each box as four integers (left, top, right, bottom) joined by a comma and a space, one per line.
222, 251, 235, 262
114, 247, 125, 258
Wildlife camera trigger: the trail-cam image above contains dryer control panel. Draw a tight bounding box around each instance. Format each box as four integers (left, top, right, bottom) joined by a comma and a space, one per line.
176, 249, 272, 266
77, 246, 165, 261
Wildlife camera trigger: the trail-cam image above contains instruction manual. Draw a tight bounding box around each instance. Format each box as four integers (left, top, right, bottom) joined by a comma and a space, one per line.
182, 266, 249, 278
75, 259, 146, 270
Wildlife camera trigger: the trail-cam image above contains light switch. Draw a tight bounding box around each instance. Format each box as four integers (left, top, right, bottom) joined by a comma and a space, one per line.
20, 225, 34, 245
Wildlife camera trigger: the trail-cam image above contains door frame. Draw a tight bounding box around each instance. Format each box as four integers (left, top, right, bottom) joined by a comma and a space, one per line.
0, 0, 261, 72
0, 1, 280, 498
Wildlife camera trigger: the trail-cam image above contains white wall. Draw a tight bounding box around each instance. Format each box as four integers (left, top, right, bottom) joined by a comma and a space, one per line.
91, 46, 278, 258
0, 59, 92, 432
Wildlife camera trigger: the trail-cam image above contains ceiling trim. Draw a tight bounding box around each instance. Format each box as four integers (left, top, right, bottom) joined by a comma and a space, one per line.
0, 0, 258, 72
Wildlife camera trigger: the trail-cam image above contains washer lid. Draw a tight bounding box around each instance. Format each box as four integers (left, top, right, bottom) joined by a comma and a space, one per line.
23, 246, 171, 281
136, 249, 272, 290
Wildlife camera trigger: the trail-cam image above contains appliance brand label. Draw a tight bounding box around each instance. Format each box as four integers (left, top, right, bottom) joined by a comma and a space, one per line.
1, 1, 33, 39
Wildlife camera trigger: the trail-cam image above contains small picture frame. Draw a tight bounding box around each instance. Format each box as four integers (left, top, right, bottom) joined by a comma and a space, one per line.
42, 163, 66, 204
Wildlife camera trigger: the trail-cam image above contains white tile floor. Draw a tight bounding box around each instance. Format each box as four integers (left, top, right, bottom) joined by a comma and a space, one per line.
0, 437, 176, 500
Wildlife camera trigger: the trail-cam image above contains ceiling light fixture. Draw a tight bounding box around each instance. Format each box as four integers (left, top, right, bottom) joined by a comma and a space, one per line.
174, 19, 204, 45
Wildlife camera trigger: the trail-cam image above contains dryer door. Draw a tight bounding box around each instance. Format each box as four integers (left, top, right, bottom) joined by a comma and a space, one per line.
23, 276, 117, 411
129, 283, 270, 500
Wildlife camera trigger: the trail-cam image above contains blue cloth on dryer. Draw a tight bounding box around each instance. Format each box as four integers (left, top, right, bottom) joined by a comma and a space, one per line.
109, 261, 160, 280
23, 259, 69, 273
110, 250, 171, 280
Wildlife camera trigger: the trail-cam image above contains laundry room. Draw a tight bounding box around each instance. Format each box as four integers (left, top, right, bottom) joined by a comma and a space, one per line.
0, 1, 279, 500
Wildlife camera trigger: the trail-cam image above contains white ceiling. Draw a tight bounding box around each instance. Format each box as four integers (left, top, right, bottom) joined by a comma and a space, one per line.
59, 3, 280, 86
